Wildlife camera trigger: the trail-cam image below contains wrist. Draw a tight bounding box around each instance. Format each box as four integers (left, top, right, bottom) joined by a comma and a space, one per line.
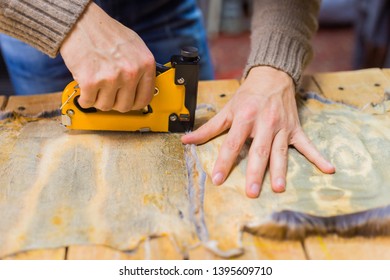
60, 2, 97, 55
246, 66, 294, 87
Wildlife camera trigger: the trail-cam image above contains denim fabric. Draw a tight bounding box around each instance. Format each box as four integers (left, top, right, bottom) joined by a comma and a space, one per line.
0, 0, 214, 95
353, 0, 390, 68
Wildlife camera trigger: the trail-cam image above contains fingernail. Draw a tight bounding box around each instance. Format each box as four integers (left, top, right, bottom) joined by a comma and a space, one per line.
250, 183, 260, 196
275, 178, 285, 192
212, 172, 224, 185
327, 162, 336, 172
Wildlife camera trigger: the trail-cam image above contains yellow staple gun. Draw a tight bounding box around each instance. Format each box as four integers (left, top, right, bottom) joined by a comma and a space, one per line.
60, 47, 199, 132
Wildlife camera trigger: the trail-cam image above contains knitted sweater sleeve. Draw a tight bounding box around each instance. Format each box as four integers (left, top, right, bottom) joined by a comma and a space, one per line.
244, 0, 321, 85
0, 0, 91, 57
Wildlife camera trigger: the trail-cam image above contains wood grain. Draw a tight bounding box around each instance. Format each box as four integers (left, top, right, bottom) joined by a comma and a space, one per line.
312, 68, 390, 108
66, 78, 307, 260
381, 68, 390, 81
197, 79, 239, 108
189, 233, 306, 260
5, 92, 61, 115
67, 232, 306, 260
305, 236, 390, 260
192, 79, 310, 259
0, 96, 7, 111
302, 69, 390, 260
2, 248, 65, 260
67, 236, 183, 260
299, 75, 322, 93
3, 75, 390, 260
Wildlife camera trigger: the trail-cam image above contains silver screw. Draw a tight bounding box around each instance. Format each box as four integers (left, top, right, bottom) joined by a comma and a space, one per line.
67, 109, 75, 116
177, 77, 185, 85
169, 114, 178, 122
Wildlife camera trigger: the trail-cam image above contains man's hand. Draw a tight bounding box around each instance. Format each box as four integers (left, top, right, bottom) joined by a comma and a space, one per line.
60, 2, 155, 112
182, 66, 335, 198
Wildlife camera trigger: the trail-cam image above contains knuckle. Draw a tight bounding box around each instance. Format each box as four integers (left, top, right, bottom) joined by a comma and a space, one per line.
265, 106, 280, 127
122, 65, 138, 79
225, 138, 241, 154
78, 96, 95, 107
80, 80, 96, 91
132, 100, 149, 111
276, 146, 288, 157
103, 74, 119, 84
143, 53, 155, 68
252, 145, 270, 159
132, 95, 149, 110
115, 105, 132, 113
95, 104, 112, 112
237, 104, 258, 124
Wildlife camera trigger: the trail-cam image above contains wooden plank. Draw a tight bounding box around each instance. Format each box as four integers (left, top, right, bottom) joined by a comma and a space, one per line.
312, 68, 390, 108
381, 68, 390, 81
5, 76, 388, 260
67, 237, 183, 260
2, 248, 65, 260
66, 79, 306, 260
0, 96, 6, 111
5, 92, 61, 116
304, 69, 390, 260
189, 233, 306, 260
305, 236, 390, 260
68, 233, 306, 260
193, 79, 307, 260
197, 79, 239, 109
67, 245, 143, 260
299, 75, 322, 93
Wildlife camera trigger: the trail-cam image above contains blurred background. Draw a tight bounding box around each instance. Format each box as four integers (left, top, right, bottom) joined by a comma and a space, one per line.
1, 0, 388, 95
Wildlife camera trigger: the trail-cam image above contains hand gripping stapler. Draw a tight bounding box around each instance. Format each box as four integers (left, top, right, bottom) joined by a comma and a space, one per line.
60, 47, 199, 132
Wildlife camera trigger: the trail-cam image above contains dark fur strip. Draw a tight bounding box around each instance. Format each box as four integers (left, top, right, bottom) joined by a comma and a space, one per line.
0, 109, 61, 121
0, 111, 14, 120
184, 143, 209, 243
251, 205, 390, 240
34, 109, 61, 118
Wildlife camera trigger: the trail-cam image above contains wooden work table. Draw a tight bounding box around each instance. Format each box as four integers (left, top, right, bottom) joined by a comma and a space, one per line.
1, 68, 390, 260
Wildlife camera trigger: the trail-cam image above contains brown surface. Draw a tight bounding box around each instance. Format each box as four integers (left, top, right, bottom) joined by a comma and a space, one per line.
2, 248, 65, 260
2, 70, 390, 260
0, 96, 6, 110
312, 68, 390, 108
5, 92, 61, 115
381, 68, 390, 81
305, 236, 390, 260
189, 233, 305, 260
67, 237, 183, 260
0, 120, 197, 258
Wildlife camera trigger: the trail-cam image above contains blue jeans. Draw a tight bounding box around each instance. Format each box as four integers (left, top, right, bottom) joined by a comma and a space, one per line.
0, 0, 214, 95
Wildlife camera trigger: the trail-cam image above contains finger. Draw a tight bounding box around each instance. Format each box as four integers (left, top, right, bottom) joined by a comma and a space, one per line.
77, 81, 99, 108
211, 118, 252, 186
111, 86, 135, 112
132, 68, 156, 110
245, 128, 273, 198
93, 82, 118, 111
181, 107, 231, 144
269, 130, 289, 193
292, 129, 336, 174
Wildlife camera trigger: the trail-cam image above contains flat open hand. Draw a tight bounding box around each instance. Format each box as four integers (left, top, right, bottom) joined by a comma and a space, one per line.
60, 2, 155, 112
182, 66, 335, 198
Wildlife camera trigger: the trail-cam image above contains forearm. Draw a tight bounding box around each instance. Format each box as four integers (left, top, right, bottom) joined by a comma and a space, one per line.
245, 0, 321, 85
0, 0, 91, 57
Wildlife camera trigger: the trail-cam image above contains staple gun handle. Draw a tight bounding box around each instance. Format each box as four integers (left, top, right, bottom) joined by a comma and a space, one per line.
73, 96, 98, 113
156, 63, 170, 75
61, 47, 200, 132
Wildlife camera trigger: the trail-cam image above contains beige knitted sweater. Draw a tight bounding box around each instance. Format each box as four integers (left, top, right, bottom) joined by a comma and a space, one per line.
0, 0, 320, 84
